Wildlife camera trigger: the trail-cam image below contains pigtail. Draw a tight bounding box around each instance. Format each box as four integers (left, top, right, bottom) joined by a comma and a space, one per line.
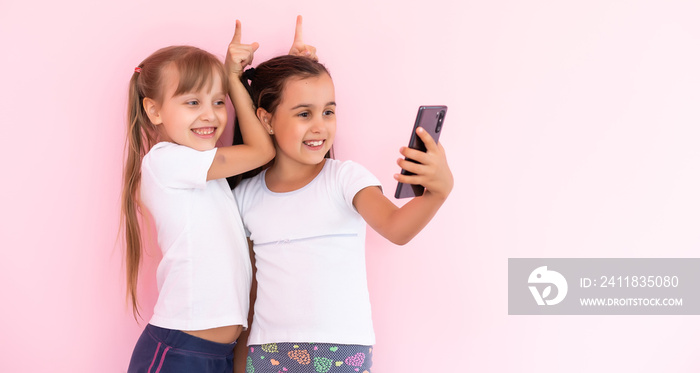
121, 66, 157, 320
240, 67, 256, 97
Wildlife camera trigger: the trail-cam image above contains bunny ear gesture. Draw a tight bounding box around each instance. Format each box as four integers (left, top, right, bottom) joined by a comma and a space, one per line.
226, 20, 259, 77
288, 15, 318, 61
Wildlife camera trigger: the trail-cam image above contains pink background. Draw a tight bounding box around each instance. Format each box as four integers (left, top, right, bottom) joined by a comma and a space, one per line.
2, 0, 699, 371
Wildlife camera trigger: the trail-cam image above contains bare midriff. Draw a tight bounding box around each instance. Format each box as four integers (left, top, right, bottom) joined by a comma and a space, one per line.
183, 324, 243, 344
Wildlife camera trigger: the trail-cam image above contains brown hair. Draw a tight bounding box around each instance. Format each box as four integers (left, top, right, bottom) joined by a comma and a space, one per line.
244, 55, 330, 114
228, 55, 332, 188
122, 45, 227, 319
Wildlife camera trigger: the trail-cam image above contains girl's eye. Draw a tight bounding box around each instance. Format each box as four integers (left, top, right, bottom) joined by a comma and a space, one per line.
297, 112, 310, 118
214, 100, 226, 106
186, 100, 199, 106
324, 110, 335, 116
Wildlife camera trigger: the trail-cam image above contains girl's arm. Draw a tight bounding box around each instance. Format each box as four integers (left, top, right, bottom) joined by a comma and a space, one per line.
207, 20, 275, 181
353, 127, 454, 245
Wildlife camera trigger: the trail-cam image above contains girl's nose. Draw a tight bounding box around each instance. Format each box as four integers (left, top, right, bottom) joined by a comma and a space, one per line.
309, 116, 324, 133
200, 104, 217, 121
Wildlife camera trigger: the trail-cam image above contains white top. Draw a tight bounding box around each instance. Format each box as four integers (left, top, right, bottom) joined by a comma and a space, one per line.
141, 142, 251, 331
233, 159, 382, 345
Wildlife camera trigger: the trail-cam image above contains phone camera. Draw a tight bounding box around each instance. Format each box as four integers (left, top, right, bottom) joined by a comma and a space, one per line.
436, 111, 444, 132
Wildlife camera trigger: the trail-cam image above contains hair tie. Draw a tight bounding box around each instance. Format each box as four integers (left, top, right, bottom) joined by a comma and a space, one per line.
242, 67, 255, 79
241, 67, 256, 94
134, 67, 142, 73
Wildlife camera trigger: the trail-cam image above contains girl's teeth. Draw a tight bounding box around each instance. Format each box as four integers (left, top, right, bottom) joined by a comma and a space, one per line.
305, 140, 323, 146
193, 128, 215, 135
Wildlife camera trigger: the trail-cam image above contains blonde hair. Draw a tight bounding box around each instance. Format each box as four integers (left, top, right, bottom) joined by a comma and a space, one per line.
121, 45, 228, 318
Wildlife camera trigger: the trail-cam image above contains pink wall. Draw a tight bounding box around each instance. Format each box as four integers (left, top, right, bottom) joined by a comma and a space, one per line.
2, 0, 699, 371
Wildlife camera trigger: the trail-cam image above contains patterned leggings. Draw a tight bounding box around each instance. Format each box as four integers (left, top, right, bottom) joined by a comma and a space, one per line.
247, 343, 372, 373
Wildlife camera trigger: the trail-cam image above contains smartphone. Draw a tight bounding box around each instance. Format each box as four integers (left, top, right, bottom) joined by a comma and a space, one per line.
394, 105, 447, 199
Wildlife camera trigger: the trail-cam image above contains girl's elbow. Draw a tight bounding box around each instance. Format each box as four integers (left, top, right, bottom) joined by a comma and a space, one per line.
391, 238, 411, 246
262, 146, 276, 163
375, 221, 417, 246
386, 232, 414, 246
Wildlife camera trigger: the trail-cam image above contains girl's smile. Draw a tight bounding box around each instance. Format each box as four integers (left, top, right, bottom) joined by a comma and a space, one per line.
191, 127, 217, 137
302, 139, 325, 150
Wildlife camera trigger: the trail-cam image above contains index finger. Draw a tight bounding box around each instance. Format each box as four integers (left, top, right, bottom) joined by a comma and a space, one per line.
416, 126, 439, 151
231, 19, 242, 44
293, 15, 303, 43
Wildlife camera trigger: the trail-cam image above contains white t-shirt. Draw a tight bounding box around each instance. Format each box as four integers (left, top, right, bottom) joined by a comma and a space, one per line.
233, 159, 382, 345
141, 142, 251, 331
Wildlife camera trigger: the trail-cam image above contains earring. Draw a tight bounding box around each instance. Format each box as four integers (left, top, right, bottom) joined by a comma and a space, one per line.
263, 117, 273, 134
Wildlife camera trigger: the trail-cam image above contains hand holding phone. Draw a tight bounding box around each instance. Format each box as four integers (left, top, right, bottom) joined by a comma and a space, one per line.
394, 105, 448, 199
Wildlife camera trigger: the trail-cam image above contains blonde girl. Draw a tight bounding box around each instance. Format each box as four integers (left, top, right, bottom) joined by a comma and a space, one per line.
232, 55, 453, 373
122, 21, 273, 372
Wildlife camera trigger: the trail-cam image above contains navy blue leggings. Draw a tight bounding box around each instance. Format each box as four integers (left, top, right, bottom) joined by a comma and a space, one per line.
127, 324, 236, 373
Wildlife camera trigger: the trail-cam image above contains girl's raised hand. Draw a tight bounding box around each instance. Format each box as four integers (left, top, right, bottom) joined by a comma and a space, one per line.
288, 15, 318, 61
394, 127, 454, 200
226, 20, 259, 78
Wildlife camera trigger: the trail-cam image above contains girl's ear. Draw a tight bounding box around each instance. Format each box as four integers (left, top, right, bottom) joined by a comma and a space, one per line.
143, 98, 163, 125
256, 107, 274, 134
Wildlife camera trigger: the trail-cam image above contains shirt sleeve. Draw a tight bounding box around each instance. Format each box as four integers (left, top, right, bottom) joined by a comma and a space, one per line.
143, 142, 217, 190
337, 160, 382, 211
